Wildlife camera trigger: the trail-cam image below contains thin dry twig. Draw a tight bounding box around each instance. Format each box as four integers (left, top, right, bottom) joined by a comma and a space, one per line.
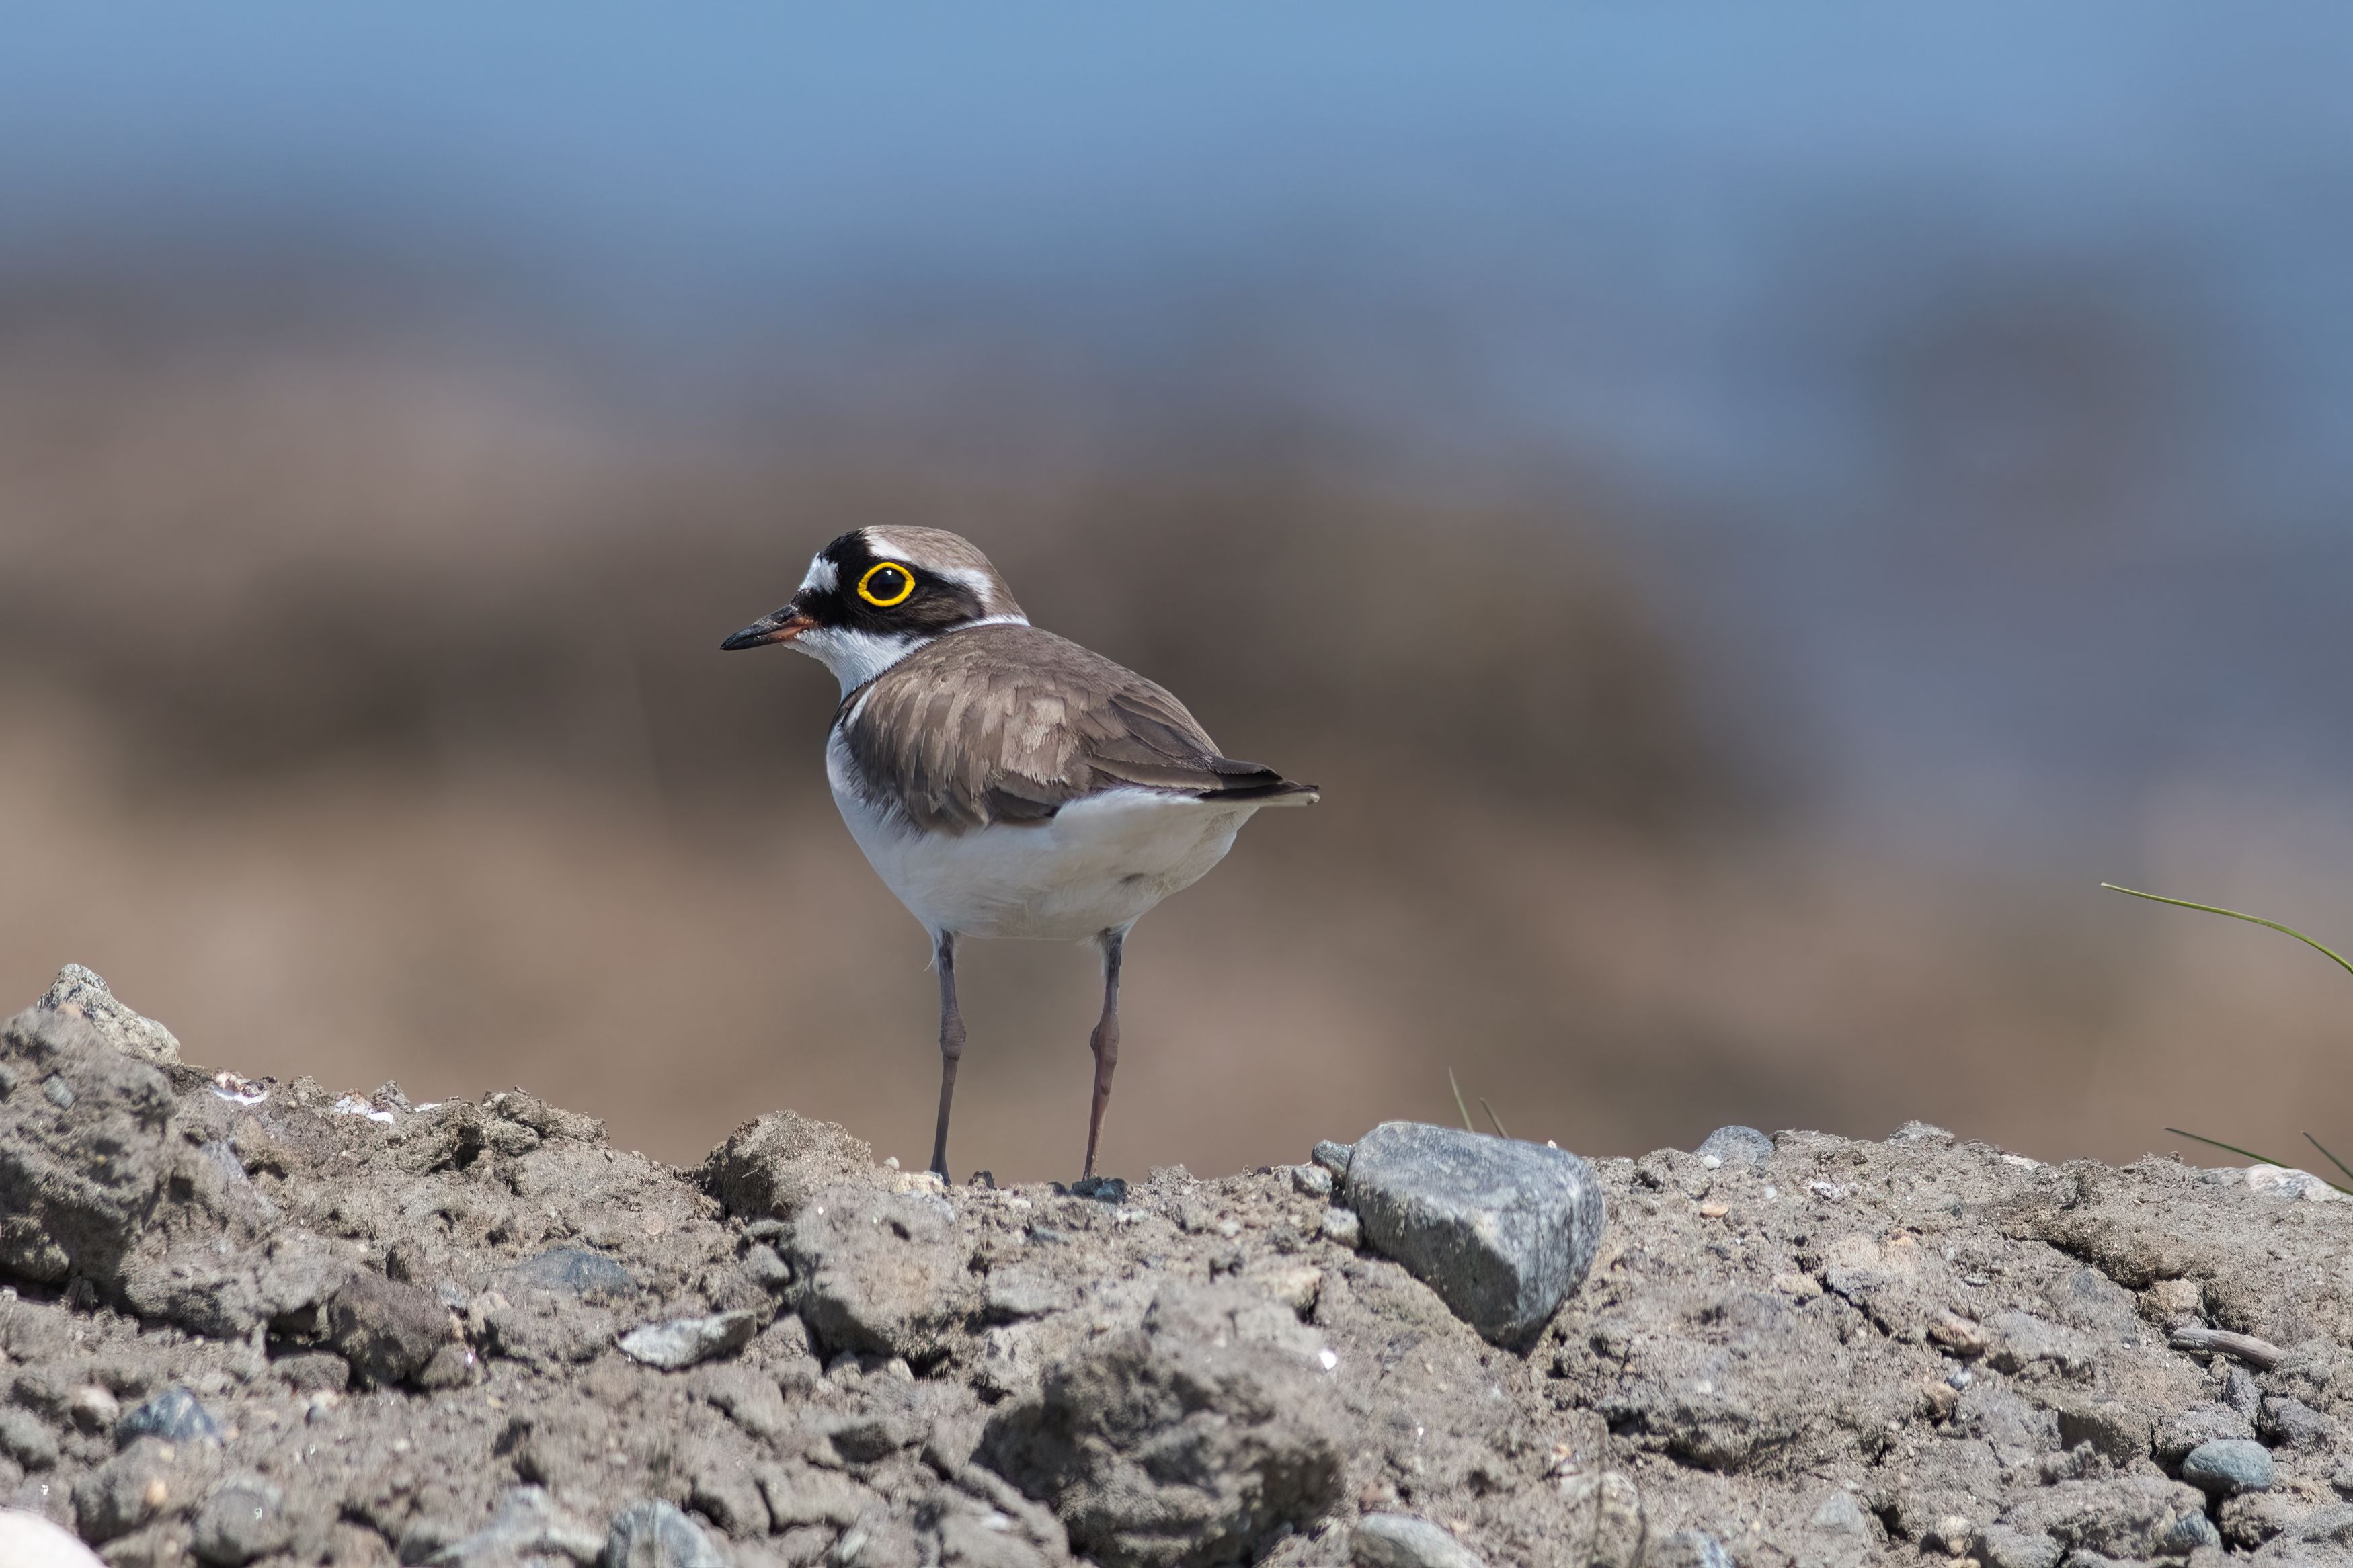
2169, 1323, 2283, 1371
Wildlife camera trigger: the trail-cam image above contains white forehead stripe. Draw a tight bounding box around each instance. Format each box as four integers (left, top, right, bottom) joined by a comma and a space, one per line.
799, 555, 840, 593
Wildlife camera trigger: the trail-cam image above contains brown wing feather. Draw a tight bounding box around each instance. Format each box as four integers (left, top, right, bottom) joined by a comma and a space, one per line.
838, 624, 1311, 833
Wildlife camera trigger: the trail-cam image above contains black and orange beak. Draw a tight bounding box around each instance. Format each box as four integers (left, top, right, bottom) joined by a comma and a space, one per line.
720, 602, 816, 651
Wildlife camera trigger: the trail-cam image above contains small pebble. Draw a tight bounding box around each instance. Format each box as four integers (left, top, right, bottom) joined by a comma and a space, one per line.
1322, 1207, 1363, 1248
605, 1498, 725, 1568
192, 1481, 290, 1566
1351, 1512, 1483, 1568
0, 1408, 61, 1470
1807, 1490, 1868, 1535
1923, 1513, 1975, 1553
67, 1385, 120, 1432
117, 1387, 221, 1446
1311, 1140, 1353, 1181
2182, 1437, 2275, 1496
616, 1311, 757, 1371
1069, 1175, 1127, 1203
1648, 1530, 1736, 1568
1976, 1524, 2061, 1568
1291, 1163, 1334, 1199
1694, 1125, 1775, 1170
1696, 1202, 1728, 1219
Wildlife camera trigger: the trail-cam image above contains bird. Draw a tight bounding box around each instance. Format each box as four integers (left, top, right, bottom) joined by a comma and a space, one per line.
721, 526, 1317, 1184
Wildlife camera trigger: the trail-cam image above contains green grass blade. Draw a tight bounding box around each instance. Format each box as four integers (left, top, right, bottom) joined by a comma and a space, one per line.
2303, 1132, 2353, 1191
1478, 1097, 1509, 1141
1448, 1068, 1474, 1134
2163, 1126, 2295, 1168
2102, 884, 2353, 981
2163, 1127, 2353, 1194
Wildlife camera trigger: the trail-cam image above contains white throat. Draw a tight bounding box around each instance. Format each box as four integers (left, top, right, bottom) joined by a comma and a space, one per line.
793, 626, 925, 696
793, 612, 1030, 696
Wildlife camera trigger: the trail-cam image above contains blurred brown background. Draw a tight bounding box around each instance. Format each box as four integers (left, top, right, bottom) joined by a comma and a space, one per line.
7, 11, 2353, 1179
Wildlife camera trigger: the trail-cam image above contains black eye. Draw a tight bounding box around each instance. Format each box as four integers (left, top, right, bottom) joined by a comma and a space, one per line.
858, 562, 914, 608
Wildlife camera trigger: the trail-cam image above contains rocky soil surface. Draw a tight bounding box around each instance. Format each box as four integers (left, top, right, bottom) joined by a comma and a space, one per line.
7, 969, 2353, 1568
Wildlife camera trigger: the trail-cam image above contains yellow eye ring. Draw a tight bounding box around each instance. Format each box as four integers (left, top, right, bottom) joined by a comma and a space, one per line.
857, 561, 916, 608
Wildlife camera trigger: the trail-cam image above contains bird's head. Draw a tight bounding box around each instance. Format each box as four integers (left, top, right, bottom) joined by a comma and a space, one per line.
721, 527, 1027, 693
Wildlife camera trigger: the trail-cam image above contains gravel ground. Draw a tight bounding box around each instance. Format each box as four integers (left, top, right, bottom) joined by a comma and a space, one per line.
5, 971, 2353, 1567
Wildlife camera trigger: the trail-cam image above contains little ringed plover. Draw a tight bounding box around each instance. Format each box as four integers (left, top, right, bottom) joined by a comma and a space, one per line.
722, 526, 1317, 1183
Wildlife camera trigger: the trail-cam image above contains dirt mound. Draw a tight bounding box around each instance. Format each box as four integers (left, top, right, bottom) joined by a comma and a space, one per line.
5, 975, 2353, 1566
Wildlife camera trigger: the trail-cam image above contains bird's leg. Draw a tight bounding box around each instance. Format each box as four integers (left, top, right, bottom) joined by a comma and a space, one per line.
929, 931, 965, 1183
1082, 928, 1124, 1180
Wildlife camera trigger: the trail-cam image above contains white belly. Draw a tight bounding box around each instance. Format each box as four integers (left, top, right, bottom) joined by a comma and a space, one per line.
827, 731, 1254, 941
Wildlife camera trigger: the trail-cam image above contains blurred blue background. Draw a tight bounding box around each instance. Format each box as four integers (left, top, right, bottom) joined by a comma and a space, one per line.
6, 6, 2352, 1175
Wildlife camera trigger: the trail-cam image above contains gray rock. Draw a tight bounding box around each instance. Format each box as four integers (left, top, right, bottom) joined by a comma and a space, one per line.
1322, 1206, 1363, 1248
1648, 1531, 1735, 1568
69, 1443, 176, 1544
116, 1386, 221, 1446
2272, 1503, 2353, 1556
1806, 1489, 1869, 1535
428, 1485, 604, 1565
2223, 1363, 2262, 1419
742, 1243, 791, 1290
2262, 1395, 2340, 1452
1311, 1140, 1353, 1181
2161, 1507, 2223, 1553
0, 1407, 61, 1469
1351, 1512, 1482, 1568
699, 1110, 875, 1223
758, 1462, 875, 1530
1343, 1121, 1604, 1344
789, 1184, 967, 1361
1557, 1471, 1646, 1568
604, 1499, 725, 1568
1975, 1526, 2061, 1568
270, 1351, 350, 1394
1983, 1311, 2094, 1377
980, 1281, 1345, 1568
2156, 1401, 2256, 1462
1291, 1163, 1334, 1199
1999, 1475, 2212, 1562
0, 1007, 178, 1288
2047, 1394, 2155, 1466
983, 1268, 1070, 1323
834, 1507, 919, 1568
38, 965, 180, 1066
326, 1272, 454, 1387
2182, 1438, 2275, 1496
66, 1385, 118, 1432
616, 1310, 758, 1370
494, 1248, 639, 1303
191, 1481, 290, 1566
1695, 1125, 1775, 1171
